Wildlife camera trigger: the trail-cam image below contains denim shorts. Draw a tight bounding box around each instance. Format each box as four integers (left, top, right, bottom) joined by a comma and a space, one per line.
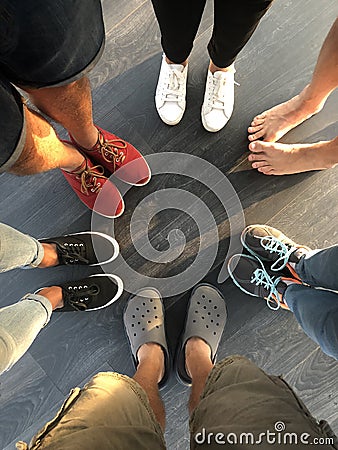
0, 0, 104, 172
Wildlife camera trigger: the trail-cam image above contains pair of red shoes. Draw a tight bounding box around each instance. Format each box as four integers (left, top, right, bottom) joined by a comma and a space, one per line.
62, 126, 151, 218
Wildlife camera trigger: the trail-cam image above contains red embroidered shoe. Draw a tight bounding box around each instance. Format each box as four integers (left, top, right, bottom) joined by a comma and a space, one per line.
69, 126, 151, 186
61, 153, 124, 219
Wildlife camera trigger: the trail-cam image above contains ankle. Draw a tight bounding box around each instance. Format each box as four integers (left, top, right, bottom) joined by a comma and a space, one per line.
185, 337, 213, 380
38, 243, 59, 268
299, 84, 328, 112
209, 61, 234, 74
137, 343, 165, 383
70, 125, 99, 150
38, 286, 64, 310
165, 56, 188, 67
60, 143, 86, 172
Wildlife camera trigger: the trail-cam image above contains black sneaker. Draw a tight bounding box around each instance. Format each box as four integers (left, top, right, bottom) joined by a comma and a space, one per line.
228, 254, 301, 310
241, 225, 310, 279
40, 232, 119, 266
42, 274, 124, 312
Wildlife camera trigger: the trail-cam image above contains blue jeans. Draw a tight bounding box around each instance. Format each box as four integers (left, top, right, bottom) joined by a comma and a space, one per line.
285, 246, 338, 360
0, 223, 52, 374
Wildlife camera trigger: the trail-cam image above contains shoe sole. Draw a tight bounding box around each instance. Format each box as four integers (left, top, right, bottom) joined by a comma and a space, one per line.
85, 274, 124, 311
40, 231, 120, 266
175, 282, 227, 386
35, 274, 124, 311
68, 231, 120, 266
156, 105, 186, 126
201, 107, 229, 133
240, 226, 301, 281
116, 158, 152, 187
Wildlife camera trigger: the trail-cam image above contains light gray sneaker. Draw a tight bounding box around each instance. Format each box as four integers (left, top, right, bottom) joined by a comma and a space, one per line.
155, 54, 188, 125
201, 66, 236, 132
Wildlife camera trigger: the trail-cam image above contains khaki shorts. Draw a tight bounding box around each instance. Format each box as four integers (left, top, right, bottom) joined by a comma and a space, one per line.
17, 357, 337, 450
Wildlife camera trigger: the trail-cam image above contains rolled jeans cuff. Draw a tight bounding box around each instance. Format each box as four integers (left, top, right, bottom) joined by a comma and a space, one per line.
25, 238, 45, 268
21, 294, 53, 326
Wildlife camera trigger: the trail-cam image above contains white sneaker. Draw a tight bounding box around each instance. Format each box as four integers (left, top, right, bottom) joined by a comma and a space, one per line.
155, 54, 188, 125
201, 67, 236, 132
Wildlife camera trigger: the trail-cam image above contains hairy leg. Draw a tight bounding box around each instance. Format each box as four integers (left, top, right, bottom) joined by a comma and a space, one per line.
186, 337, 213, 414
22, 77, 98, 149
9, 106, 84, 175
133, 343, 166, 430
248, 18, 338, 143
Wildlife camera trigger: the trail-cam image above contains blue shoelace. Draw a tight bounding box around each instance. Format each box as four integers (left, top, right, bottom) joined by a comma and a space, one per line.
251, 267, 282, 310
259, 236, 295, 271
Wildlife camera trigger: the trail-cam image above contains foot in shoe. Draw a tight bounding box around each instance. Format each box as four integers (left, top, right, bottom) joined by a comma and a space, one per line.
201, 66, 235, 132
241, 224, 310, 276
61, 152, 124, 218
228, 254, 302, 310
37, 274, 124, 312
155, 54, 188, 125
39, 231, 119, 267
69, 127, 151, 186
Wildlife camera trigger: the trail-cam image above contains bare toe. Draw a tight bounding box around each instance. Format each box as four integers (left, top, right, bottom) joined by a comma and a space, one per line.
248, 130, 265, 141
251, 117, 265, 126
252, 161, 269, 169
249, 141, 265, 152
248, 152, 264, 162
248, 124, 264, 133
258, 166, 273, 175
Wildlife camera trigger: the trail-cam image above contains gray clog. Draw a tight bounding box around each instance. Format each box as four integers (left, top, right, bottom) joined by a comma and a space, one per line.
175, 283, 227, 385
124, 287, 170, 388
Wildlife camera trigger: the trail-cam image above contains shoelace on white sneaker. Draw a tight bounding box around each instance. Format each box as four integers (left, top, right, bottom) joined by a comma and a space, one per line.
206, 73, 239, 112
163, 68, 186, 102
250, 268, 282, 311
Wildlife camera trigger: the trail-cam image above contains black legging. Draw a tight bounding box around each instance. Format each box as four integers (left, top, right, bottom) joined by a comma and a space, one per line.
151, 0, 273, 68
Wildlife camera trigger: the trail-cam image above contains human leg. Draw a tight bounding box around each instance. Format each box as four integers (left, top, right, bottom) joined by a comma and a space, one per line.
295, 245, 338, 291
248, 18, 338, 175
189, 356, 336, 449
0, 223, 44, 271
202, 0, 273, 132
0, 224, 119, 271
150, 0, 206, 65
248, 18, 338, 143
152, 0, 206, 125
285, 284, 338, 360
124, 288, 171, 429
0, 293, 54, 375
17, 371, 166, 450
240, 224, 338, 290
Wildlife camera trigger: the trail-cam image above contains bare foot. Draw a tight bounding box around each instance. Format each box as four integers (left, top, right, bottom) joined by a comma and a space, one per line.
185, 337, 213, 380
248, 85, 327, 142
137, 342, 165, 383
248, 137, 338, 175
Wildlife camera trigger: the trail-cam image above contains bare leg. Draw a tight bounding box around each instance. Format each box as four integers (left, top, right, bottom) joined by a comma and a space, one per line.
248, 18, 338, 143
9, 106, 84, 175
38, 286, 64, 310
22, 77, 98, 149
186, 337, 213, 414
133, 343, 166, 430
248, 136, 338, 175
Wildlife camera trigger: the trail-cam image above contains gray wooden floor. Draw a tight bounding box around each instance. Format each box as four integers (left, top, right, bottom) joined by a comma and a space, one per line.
1, 1, 338, 449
